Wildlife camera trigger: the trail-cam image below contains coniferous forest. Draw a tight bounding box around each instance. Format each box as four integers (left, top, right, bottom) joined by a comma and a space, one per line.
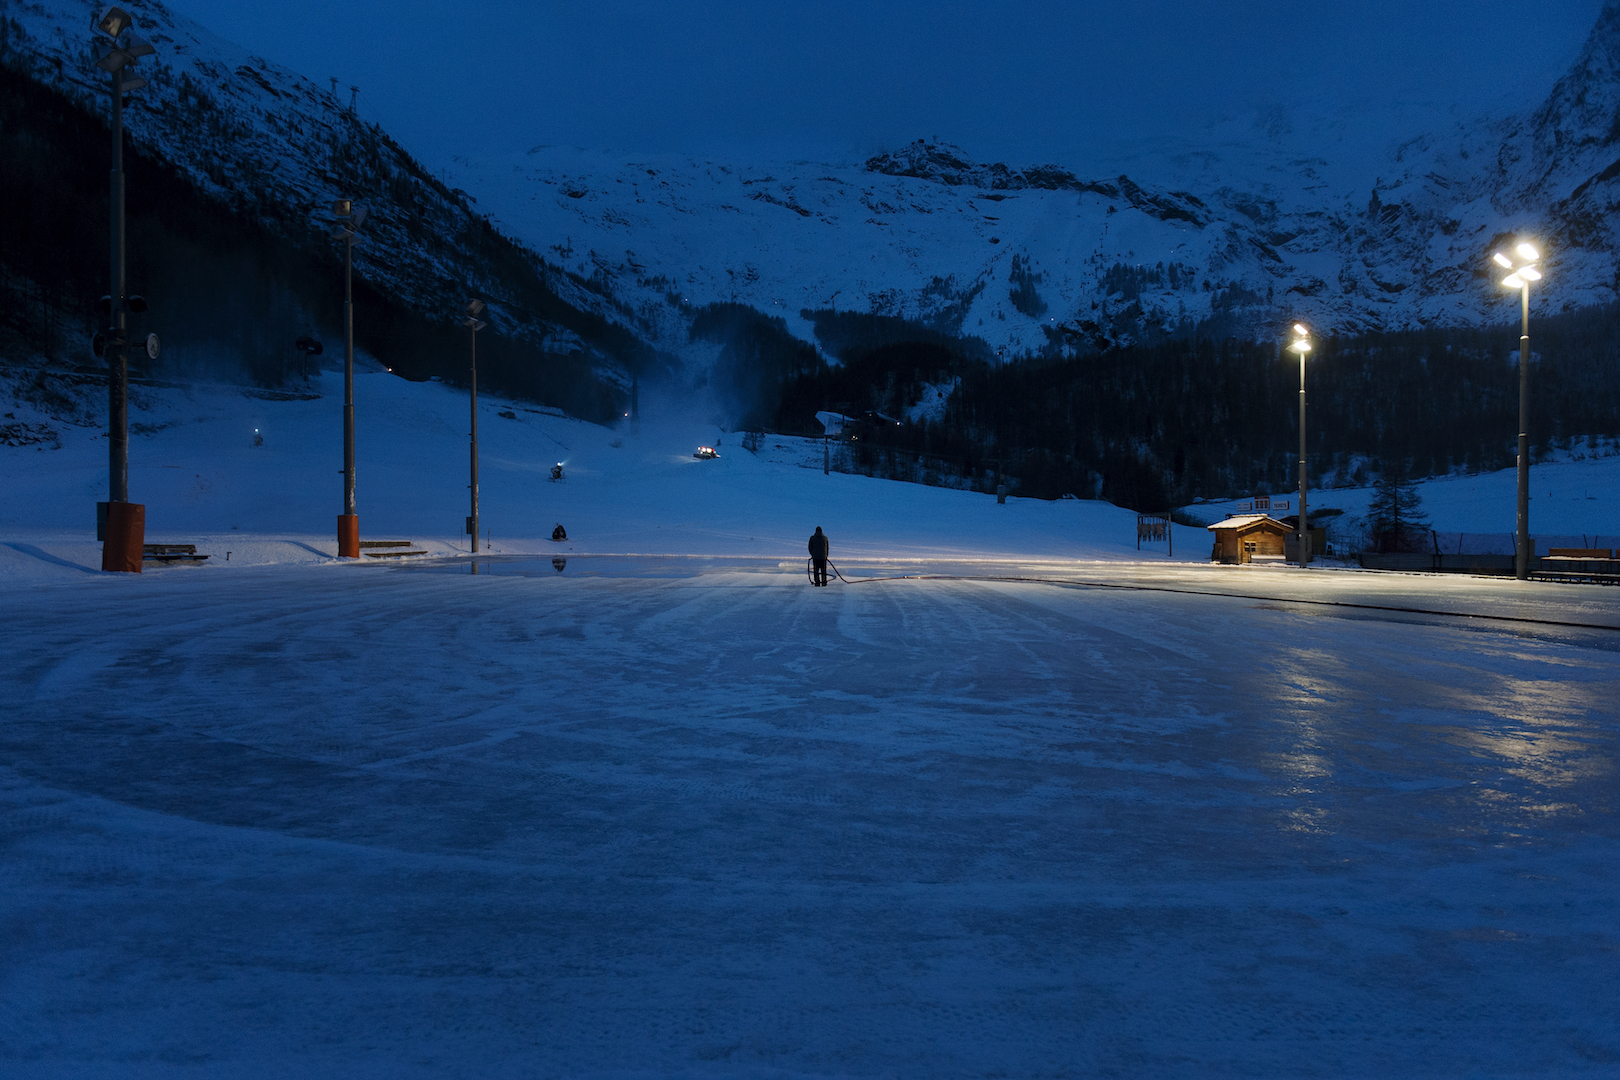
695, 303, 1620, 510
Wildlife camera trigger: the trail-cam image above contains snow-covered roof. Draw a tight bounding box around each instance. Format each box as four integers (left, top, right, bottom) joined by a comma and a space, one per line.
1206, 514, 1288, 532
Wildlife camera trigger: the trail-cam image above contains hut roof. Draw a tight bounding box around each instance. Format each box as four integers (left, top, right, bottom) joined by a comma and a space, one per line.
1206, 514, 1289, 533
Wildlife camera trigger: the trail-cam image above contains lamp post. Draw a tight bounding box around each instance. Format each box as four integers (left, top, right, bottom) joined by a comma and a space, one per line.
464, 298, 487, 552
1287, 324, 1312, 567
92, 6, 156, 572
333, 199, 367, 557
1492, 242, 1542, 580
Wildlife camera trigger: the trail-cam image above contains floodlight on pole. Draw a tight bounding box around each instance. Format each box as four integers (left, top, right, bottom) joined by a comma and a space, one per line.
91, 4, 156, 572
1287, 324, 1313, 567
1492, 240, 1543, 580
464, 298, 487, 552
94, 6, 134, 38
334, 199, 367, 557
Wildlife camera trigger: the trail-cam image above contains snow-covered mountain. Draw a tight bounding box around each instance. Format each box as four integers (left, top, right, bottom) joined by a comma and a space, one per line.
0, 0, 652, 385
9, 0, 1620, 379
436, 2, 1620, 358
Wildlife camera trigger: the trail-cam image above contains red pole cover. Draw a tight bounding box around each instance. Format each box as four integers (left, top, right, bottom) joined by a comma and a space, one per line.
101, 502, 145, 573
337, 514, 359, 558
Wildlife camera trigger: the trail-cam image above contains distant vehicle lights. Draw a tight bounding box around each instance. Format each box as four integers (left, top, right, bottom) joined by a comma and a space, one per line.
694, 446, 718, 459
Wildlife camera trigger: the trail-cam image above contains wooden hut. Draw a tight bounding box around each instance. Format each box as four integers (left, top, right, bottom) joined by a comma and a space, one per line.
1207, 514, 1291, 564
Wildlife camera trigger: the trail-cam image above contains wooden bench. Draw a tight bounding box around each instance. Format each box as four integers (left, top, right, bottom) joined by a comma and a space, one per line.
1535, 549, 1620, 584
360, 540, 427, 558
143, 543, 209, 564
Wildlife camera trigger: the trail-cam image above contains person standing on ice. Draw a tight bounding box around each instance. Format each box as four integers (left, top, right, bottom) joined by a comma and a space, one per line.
808, 526, 829, 586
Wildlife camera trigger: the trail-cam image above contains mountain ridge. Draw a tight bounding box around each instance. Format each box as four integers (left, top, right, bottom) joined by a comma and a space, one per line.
435, 0, 1620, 361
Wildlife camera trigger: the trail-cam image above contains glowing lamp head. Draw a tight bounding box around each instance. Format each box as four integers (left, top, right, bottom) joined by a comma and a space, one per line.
1502, 273, 1525, 289
1520, 266, 1542, 281
1293, 323, 1309, 336
1516, 242, 1540, 262
95, 6, 134, 38
1493, 252, 1514, 269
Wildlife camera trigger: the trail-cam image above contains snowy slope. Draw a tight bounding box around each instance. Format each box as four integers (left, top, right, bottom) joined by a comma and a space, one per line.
0, 361, 1176, 577
5, 361, 1618, 578
1186, 446, 1620, 554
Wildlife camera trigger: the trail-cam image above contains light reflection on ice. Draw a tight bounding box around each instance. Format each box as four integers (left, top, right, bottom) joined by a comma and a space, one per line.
1, 558, 1616, 1073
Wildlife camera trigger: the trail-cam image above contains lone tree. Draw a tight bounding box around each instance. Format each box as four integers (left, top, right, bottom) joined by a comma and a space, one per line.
1368, 459, 1430, 552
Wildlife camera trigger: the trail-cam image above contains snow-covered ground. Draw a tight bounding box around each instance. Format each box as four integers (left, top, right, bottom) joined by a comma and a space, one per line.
0, 364, 1196, 580
4, 369, 1620, 1077
5, 363, 1619, 578
1188, 450, 1620, 555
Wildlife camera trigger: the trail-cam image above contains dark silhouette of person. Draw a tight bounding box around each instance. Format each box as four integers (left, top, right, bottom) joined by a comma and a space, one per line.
808, 526, 829, 586
552, 523, 567, 542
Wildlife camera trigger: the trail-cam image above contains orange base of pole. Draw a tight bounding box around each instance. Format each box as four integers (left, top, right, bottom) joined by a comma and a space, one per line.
101, 502, 145, 573
337, 514, 359, 558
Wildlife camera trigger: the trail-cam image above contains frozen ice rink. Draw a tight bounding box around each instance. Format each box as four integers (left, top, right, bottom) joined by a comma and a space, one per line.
3, 555, 1617, 1078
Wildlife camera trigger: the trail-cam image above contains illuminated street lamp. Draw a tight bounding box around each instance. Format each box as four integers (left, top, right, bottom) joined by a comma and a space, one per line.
464, 298, 487, 552
1287, 323, 1312, 567
1493, 242, 1542, 580
333, 199, 367, 557
92, 5, 158, 572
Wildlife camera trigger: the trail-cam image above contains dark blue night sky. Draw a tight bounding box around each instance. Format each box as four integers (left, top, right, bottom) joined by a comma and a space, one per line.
170, 1, 1604, 167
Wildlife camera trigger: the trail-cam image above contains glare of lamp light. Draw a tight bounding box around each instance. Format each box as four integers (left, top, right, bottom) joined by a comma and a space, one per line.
1289, 339, 1311, 354
1502, 273, 1525, 289
1293, 323, 1308, 336
1520, 266, 1542, 281
1516, 242, 1540, 261
95, 6, 134, 38
1493, 252, 1514, 268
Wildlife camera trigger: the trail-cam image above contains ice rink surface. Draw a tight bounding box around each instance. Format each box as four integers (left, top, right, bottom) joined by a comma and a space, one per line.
4, 368, 1619, 1075
3, 555, 1618, 1078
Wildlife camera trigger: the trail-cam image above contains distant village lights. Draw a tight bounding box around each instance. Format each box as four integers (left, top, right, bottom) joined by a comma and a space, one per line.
1492, 240, 1543, 579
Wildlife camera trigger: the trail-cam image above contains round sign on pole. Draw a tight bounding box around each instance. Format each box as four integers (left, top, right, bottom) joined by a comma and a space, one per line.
145, 333, 160, 360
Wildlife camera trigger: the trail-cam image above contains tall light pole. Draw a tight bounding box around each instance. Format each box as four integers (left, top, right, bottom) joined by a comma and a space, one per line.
92, 6, 156, 573
464, 298, 487, 552
1288, 324, 1312, 567
333, 199, 366, 557
1493, 242, 1543, 580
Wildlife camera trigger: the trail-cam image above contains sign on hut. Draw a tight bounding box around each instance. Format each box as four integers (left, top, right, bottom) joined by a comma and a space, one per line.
1207, 514, 1291, 564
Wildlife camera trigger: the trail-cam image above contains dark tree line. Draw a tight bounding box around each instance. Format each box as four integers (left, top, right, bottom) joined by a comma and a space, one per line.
715, 304, 1620, 510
